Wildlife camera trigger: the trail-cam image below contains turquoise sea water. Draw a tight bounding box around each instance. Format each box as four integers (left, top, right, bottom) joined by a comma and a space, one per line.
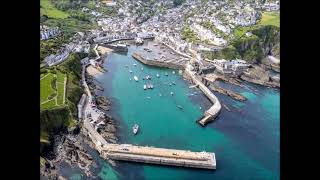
68, 46, 280, 179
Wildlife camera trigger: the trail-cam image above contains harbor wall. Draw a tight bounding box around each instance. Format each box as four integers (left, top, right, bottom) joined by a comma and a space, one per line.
132, 52, 185, 70
184, 67, 221, 126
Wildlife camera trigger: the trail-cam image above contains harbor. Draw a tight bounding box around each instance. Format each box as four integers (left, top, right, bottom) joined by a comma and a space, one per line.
92, 46, 279, 179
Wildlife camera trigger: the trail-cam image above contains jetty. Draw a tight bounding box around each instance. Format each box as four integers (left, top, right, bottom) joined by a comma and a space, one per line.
185, 64, 221, 126
82, 120, 216, 169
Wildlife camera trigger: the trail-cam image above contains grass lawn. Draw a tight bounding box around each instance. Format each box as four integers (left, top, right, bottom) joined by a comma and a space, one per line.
259, 12, 280, 27
40, 73, 55, 103
41, 71, 67, 108
40, 0, 69, 19
40, 99, 56, 109
56, 71, 66, 83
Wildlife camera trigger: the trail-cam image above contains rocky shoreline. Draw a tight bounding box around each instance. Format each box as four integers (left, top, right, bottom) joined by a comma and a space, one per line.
41, 52, 119, 179
209, 84, 247, 102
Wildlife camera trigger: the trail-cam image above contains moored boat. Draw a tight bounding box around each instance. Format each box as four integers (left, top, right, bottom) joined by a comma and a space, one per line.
132, 124, 139, 135
134, 76, 139, 81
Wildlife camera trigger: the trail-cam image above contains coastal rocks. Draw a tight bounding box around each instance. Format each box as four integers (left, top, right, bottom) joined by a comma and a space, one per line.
96, 96, 111, 111
241, 65, 280, 88
210, 84, 247, 102
54, 135, 94, 177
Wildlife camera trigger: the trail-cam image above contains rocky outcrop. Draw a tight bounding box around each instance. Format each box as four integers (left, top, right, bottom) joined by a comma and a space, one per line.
96, 96, 111, 111
210, 84, 247, 102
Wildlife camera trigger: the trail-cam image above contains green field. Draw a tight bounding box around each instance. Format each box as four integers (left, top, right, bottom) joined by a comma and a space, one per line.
56, 72, 66, 105
40, 71, 67, 109
40, 73, 56, 104
259, 12, 280, 27
40, 0, 69, 19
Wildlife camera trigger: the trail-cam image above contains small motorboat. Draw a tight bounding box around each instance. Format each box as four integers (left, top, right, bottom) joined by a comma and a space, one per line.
129, 78, 132, 81
170, 92, 174, 96
134, 76, 139, 82
132, 124, 139, 135
172, 71, 175, 74
156, 74, 160, 78
169, 83, 172, 86
143, 84, 147, 90
146, 96, 151, 99
150, 84, 153, 89
165, 73, 168, 76
129, 70, 133, 73
159, 93, 162, 96
141, 67, 144, 71
177, 105, 183, 110
133, 63, 137, 66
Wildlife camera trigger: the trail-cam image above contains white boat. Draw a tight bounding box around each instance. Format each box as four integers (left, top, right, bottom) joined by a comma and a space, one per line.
177, 105, 183, 110
165, 72, 168, 76
156, 74, 160, 78
129, 78, 132, 81
129, 70, 133, 73
141, 67, 144, 71
134, 76, 139, 81
170, 92, 174, 96
146, 96, 151, 99
133, 63, 137, 66
159, 93, 162, 96
172, 71, 175, 74
172, 82, 176, 85
132, 124, 139, 135
150, 84, 153, 89
144, 85, 147, 90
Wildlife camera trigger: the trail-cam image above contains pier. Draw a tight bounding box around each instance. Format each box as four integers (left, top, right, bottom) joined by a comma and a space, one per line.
185, 64, 221, 126
82, 120, 216, 169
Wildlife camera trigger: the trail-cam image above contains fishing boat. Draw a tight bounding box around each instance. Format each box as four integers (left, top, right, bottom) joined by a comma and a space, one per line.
156, 73, 160, 78
132, 124, 139, 135
134, 76, 139, 82
143, 85, 147, 90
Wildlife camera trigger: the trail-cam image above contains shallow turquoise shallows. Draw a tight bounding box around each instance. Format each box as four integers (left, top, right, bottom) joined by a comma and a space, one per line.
90, 46, 279, 180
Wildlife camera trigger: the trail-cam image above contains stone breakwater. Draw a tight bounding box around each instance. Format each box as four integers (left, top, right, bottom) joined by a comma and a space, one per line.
184, 66, 221, 126
132, 52, 185, 70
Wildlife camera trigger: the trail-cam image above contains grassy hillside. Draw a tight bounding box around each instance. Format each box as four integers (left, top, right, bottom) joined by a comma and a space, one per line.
40, 0, 69, 19
259, 12, 280, 27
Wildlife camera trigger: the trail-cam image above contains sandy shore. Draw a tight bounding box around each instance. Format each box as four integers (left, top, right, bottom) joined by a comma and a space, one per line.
86, 65, 103, 76
97, 46, 113, 56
